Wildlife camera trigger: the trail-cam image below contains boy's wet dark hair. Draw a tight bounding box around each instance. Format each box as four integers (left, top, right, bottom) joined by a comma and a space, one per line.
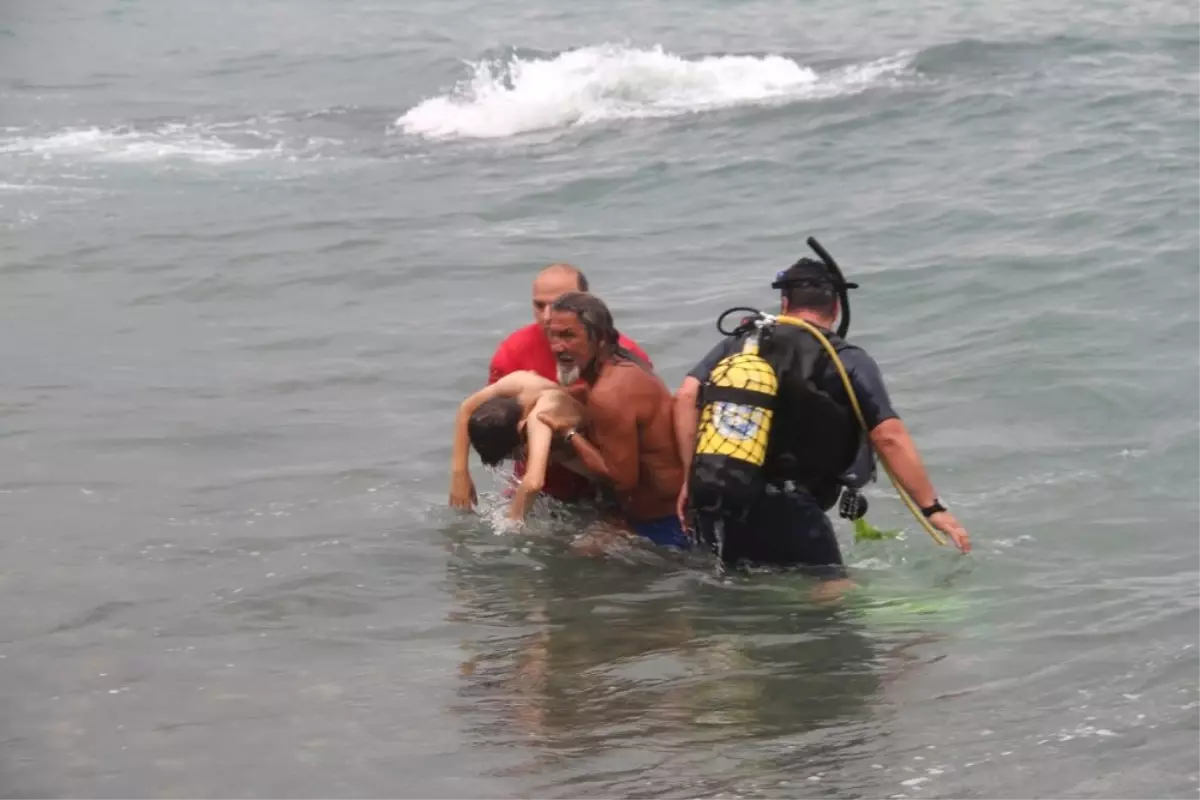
467, 397, 523, 466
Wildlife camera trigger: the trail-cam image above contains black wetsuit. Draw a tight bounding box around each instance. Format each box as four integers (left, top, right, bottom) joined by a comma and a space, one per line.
687, 325, 898, 573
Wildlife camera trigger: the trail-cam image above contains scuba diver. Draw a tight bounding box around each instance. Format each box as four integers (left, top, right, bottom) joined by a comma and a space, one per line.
672, 240, 971, 577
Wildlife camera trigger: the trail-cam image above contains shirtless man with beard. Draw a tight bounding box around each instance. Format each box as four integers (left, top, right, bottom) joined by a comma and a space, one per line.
534, 292, 690, 550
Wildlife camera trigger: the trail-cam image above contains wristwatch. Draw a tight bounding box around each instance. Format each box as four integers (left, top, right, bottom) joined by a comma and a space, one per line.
920, 497, 947, 518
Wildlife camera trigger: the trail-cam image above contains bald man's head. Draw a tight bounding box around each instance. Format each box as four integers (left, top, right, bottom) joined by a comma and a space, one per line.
532, 263, 589, 328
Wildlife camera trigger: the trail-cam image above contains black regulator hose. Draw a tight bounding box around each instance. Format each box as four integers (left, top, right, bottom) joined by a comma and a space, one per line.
716, 306, 763, 337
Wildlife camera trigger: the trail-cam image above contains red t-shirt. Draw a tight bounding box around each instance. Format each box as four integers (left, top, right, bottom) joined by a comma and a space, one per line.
488, 323, 652, 502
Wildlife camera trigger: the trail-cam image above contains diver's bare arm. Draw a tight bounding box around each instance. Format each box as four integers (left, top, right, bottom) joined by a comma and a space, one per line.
508, 416, 553, 521
869, 418, 937, 507
673, 377, 701, 474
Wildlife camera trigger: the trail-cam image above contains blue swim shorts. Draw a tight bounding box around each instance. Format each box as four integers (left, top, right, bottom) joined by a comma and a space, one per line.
631, 515, 692, 550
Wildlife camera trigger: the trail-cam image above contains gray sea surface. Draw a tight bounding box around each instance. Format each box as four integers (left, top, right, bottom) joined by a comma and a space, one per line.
1, 0, 1198, 797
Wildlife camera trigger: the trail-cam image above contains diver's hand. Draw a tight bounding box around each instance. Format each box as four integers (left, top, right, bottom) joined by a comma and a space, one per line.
930, 510, 970, 553
675, 484, 690, 531
449, 470, 477, 510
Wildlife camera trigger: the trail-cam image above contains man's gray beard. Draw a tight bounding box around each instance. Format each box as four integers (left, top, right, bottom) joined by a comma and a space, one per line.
557, 362, 581, 386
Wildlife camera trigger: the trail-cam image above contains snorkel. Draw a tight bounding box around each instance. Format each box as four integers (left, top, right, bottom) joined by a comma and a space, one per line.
805, 236, 857, 339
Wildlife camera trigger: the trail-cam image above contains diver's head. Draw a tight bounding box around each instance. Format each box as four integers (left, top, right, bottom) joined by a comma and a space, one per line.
467, 397, 524, 466
546, 291, 617, 385
772, 257, 842, 328
532, 263, 589, 330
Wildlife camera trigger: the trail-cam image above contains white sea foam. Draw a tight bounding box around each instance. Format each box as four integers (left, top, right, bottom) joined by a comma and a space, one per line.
397, 44, 914, 140
0, 122, 325, 165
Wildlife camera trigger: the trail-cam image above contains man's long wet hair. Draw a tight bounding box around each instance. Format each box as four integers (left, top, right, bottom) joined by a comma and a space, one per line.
550, 292, 649, 370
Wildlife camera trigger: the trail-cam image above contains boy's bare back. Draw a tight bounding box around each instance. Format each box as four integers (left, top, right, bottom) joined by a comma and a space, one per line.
503, 370, 586, 429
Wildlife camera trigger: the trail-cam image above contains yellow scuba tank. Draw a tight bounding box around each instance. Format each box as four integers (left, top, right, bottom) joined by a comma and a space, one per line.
689, 325, 780, 522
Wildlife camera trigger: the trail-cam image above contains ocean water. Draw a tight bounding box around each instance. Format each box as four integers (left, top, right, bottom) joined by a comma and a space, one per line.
2, 0, 1198, 797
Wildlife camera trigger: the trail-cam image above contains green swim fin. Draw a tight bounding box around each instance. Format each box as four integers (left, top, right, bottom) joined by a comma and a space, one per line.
853, 517, 902, 542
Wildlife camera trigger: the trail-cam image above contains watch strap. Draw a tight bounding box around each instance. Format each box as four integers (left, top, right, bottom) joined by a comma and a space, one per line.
920, 498, 947, 517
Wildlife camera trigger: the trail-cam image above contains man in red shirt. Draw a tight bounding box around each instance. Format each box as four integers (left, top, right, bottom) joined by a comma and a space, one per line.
488, 263, 652, 503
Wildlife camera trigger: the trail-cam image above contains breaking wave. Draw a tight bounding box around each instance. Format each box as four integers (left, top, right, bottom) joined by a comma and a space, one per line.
396, 44, 914, 140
